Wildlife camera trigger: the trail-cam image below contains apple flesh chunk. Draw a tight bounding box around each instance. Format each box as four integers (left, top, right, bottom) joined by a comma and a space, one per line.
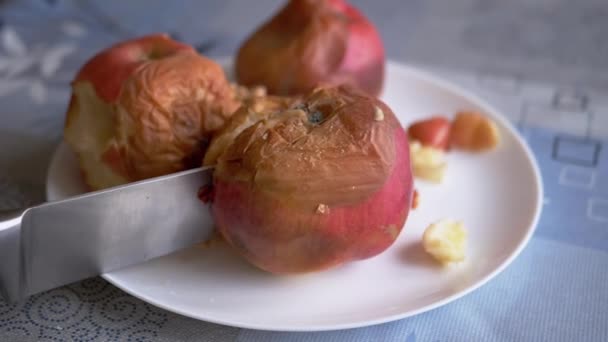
235, 0, 385, 97
64, 34, 240, 190
65, 83, 128, 190
409, 141, 447, 183
211, 86, 413, 274
423, 219, 467, 265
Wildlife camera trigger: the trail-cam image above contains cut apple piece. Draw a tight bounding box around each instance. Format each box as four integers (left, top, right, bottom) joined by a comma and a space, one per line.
422, 219, 467, 264
450, 111, 500, 151
410, 141, 446, 183
407, 116, 450, 150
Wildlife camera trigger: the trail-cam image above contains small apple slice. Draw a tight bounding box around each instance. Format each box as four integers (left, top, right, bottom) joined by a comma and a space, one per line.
410, 141, 446, 183
407, 116, 450, 150
450, 111, 500, 151
422, 219, 467, 264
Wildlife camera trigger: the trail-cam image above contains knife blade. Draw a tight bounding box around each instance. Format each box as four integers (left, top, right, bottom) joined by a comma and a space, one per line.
0, 166, 214, 302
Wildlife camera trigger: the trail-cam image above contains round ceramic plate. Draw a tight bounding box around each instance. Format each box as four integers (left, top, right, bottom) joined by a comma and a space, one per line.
46, 60, 542, 331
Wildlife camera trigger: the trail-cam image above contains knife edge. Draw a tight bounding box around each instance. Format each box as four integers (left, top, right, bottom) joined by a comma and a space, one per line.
1, 166, 215, 302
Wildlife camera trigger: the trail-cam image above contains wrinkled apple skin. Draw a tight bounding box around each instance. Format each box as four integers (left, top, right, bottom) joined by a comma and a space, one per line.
212, 91, 413, 274
235, 0, 385, 97
64, 34, 239, 190
73, 34, 193, 103
213, 129, 411, 274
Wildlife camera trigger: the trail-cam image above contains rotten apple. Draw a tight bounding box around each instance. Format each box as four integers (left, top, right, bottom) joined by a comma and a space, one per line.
235, 0, 385, 97
211, 85, 413, 274
63, 34, 240, 190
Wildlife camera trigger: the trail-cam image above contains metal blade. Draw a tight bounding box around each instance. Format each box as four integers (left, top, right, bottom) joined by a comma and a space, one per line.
6, 166, 214, 301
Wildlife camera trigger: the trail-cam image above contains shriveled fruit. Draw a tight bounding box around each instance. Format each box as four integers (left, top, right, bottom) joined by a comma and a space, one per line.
422, 219, 467, 264
211, 85, 414, 274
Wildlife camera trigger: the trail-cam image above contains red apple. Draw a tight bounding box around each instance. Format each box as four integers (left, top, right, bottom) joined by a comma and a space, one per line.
63, 34, 240, 190
235, 0, 385, 97
211, 85, 413, 274
407, 116, 451, 150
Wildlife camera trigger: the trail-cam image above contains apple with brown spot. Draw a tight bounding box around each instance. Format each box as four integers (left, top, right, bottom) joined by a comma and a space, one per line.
63, 34, 240, 190
235, 0, 385, 97
210, 85, 413, 273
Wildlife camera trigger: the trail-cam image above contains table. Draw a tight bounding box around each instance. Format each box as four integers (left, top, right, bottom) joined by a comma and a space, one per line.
1, 0, 607, 341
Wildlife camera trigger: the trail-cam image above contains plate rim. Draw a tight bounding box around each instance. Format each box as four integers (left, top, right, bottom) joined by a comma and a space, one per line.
46, 59, 544, 332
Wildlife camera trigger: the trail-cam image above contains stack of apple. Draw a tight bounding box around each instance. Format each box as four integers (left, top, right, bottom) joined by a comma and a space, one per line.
63, 0, 419, 274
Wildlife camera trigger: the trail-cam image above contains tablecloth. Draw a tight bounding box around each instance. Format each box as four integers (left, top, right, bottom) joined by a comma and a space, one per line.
1, 0, 607, 341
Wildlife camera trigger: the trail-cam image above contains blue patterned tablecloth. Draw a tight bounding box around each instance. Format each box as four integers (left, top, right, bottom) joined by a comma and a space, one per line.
0, 1, 607, 341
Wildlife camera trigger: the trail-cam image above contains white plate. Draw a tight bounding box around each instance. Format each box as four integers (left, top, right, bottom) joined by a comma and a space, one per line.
46, 61, 542, 331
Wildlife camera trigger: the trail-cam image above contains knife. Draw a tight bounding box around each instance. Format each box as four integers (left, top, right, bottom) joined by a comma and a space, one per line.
0, 166, 214, 302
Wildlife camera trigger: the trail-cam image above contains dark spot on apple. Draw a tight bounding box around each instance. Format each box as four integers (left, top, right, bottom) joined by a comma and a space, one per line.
308, 110, 324, 124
